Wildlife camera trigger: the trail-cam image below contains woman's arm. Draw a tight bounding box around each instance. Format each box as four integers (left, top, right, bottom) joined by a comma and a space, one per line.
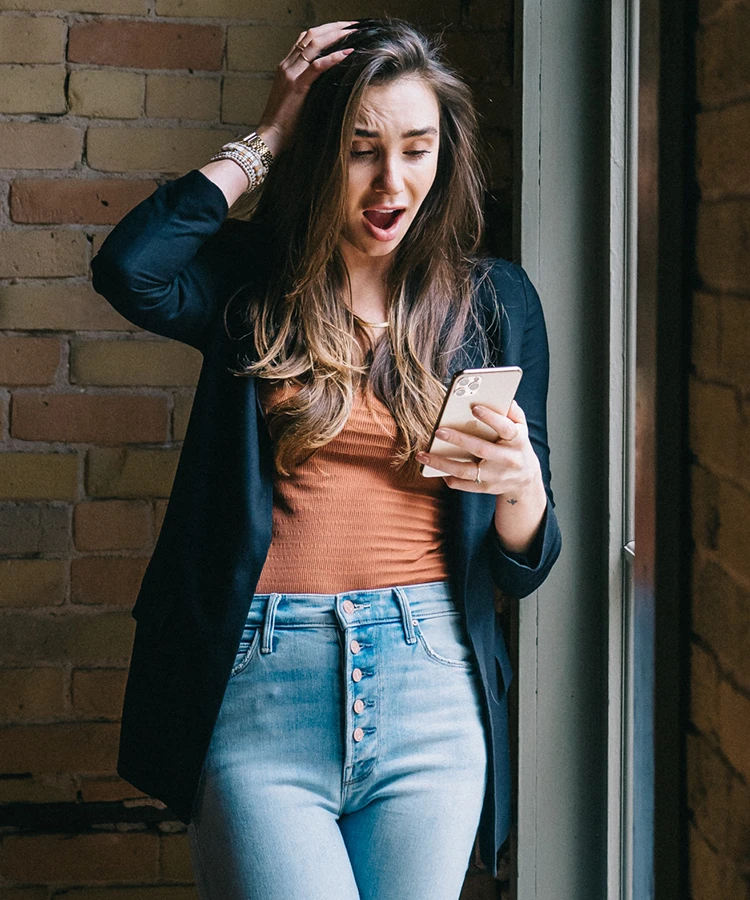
484, 265, 561, 594
415, 262, 562, 598
90, 169, 248, 352
91, 24, 356, 352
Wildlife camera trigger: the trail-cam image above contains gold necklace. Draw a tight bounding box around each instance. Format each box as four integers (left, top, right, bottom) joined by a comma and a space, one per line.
350, 310, 390, 329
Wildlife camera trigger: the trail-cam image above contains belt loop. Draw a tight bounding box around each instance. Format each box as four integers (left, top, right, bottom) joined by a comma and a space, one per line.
393, 587, 417, 644
260, 592, 282, 654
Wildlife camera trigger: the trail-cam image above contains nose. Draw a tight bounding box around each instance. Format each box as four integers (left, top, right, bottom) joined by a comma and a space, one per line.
373, 153, 404, 195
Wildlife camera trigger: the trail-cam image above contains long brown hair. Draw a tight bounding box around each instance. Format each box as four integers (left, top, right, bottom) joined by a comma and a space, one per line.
227, 19, 495, 477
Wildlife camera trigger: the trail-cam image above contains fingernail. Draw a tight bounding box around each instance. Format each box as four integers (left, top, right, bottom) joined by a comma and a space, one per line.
435, 428, 449, 439
473, 405, 487, 417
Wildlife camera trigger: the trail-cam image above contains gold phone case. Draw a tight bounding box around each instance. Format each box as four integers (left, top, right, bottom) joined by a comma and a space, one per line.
420, 366, 523, 477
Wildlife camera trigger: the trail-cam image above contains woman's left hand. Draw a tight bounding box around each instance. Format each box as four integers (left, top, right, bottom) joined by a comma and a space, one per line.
415, 399, 543, 498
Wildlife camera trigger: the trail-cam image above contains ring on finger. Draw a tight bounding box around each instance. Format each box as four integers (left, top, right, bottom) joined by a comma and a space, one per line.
296, 48, 313, 62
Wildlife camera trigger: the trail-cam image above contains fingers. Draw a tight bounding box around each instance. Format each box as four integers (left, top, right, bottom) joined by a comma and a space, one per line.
507, 399, 527, 424
471, 404, 523, 442
416, 451, 478, 478
283, 21, 357, 79
295, 46, 354, 84
288, 21, 357, 60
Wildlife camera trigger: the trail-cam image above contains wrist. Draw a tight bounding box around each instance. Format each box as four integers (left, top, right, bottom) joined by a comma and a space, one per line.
256, 124, 283, 158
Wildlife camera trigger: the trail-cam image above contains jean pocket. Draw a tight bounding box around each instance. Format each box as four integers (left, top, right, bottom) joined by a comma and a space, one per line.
413, 610, 477, 670
230, 626, 261, 678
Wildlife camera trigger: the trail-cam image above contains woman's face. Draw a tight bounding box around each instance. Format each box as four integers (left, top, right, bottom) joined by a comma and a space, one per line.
340, 76, 441, 263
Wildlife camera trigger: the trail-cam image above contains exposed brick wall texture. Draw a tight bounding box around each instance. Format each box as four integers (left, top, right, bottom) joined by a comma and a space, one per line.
690, 1, 750, 897
0, 0, 513, 896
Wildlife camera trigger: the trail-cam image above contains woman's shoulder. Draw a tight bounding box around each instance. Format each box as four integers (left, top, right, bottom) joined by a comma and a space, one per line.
471, 256, 539, 319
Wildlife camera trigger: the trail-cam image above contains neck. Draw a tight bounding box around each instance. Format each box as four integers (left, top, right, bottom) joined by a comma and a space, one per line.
339, 238, 392, 324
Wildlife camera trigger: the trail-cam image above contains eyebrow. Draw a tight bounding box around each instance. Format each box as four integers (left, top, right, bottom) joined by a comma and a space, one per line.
353, 126, 438, 138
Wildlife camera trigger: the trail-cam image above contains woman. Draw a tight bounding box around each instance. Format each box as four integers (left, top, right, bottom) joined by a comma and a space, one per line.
91, 18, 561, 900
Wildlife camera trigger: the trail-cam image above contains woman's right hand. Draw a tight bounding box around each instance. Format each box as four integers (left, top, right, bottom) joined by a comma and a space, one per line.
256, 21, 358, 157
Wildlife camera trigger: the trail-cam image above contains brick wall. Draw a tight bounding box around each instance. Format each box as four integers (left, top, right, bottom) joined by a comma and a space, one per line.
0, 0, 512, 896
689, 0, 750, 896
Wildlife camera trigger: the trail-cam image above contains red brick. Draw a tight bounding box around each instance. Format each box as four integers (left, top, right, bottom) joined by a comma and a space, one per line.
0, 453, 79, 501
160, 832, 193, 881
0, 722, 120, 774
74, 500, 150, 551
691, 464, 719, 552
68, 20, 224, 71
696, 200, 750, 295
55, 889, 198, 900
0, 503, 70, 555
0, 229, 88, 279
0, 122, 82, 169
0, 773, 77, 805
687, 730, 733, 854
71, 556, 148, 606
0, 281, 138, 332
689, 377, 742, 477
0, 559, 67, 608
11, 392, 168, 444
10, 178, 157, 226
0, 888, 48, 900
692, 292, 721, 379
0, 610, 134, 666
721, 295, 750, 390
690, 642, 720, 739
697, 103, 750, 201
718, 479, 750, 583
697, 4, 750, 107
0, 668, 66, 720
86, 447, 179, 498
72, 667, 127, 718
0, 337, 61, 385
693, 556, 750, 695
0, 832, 159, 883
717, 677, 750, 782
688, 808, 724, 897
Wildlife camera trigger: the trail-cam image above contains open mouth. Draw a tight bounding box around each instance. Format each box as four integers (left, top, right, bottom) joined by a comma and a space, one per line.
363, 208, 405, 232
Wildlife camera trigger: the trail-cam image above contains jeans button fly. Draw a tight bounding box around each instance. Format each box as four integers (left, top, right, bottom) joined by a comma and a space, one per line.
342, 600, 355, 614
353, 727, 365, 742
352, 668, 363, 682
353, 699, 365, 714
350, 639, 361, 653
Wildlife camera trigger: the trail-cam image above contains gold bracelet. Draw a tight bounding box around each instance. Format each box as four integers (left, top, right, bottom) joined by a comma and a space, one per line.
238, 131, 274, 169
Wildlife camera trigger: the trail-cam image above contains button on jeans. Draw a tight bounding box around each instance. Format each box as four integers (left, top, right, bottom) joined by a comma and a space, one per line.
187, 580, 489, 900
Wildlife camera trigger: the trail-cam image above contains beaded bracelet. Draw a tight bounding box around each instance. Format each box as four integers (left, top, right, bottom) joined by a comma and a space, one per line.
209, 132, 274, 194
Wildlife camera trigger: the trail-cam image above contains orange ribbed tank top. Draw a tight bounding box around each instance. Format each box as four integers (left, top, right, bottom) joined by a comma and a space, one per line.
254, 382, 450, 594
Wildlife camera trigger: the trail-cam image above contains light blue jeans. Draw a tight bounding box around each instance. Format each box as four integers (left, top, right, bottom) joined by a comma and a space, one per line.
187, 580, 489, 900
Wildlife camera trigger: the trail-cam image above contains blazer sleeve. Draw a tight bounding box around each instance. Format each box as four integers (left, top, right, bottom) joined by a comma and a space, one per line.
90, 169, 254, 353
484, 264, 562, 598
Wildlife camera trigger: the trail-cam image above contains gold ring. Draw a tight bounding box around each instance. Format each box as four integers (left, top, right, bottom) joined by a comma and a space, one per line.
296, 47, 313, 63
474, 460, 483, 484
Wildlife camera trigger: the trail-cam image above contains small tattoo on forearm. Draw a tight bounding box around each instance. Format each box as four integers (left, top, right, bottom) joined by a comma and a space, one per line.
507, 498, 518, 505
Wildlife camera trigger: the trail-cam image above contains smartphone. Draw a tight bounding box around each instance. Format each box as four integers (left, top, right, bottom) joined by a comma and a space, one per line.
420, 366, 523, 477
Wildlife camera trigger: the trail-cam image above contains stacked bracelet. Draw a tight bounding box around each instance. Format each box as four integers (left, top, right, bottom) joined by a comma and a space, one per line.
209, 131, 274, 194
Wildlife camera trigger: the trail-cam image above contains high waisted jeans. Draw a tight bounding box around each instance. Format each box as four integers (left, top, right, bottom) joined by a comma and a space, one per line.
187, 580, 489, 900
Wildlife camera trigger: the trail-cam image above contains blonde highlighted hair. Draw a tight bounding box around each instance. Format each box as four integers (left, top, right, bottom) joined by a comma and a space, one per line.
226, 19, 494, 477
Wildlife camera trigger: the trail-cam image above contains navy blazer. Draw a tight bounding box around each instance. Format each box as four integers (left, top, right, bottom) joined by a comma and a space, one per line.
91, 169, 561, 877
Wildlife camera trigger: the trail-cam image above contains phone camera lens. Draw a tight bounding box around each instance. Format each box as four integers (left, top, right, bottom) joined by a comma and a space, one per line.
458, 377, 470, 386
455, 388, 466, 396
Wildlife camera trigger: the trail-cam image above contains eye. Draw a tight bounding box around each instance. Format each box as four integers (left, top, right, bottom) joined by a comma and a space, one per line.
405, 150, 431, 158
350, 149, 374, 159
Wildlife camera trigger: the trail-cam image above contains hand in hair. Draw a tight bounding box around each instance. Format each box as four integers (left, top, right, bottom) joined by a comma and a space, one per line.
257, 21, 358, 158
